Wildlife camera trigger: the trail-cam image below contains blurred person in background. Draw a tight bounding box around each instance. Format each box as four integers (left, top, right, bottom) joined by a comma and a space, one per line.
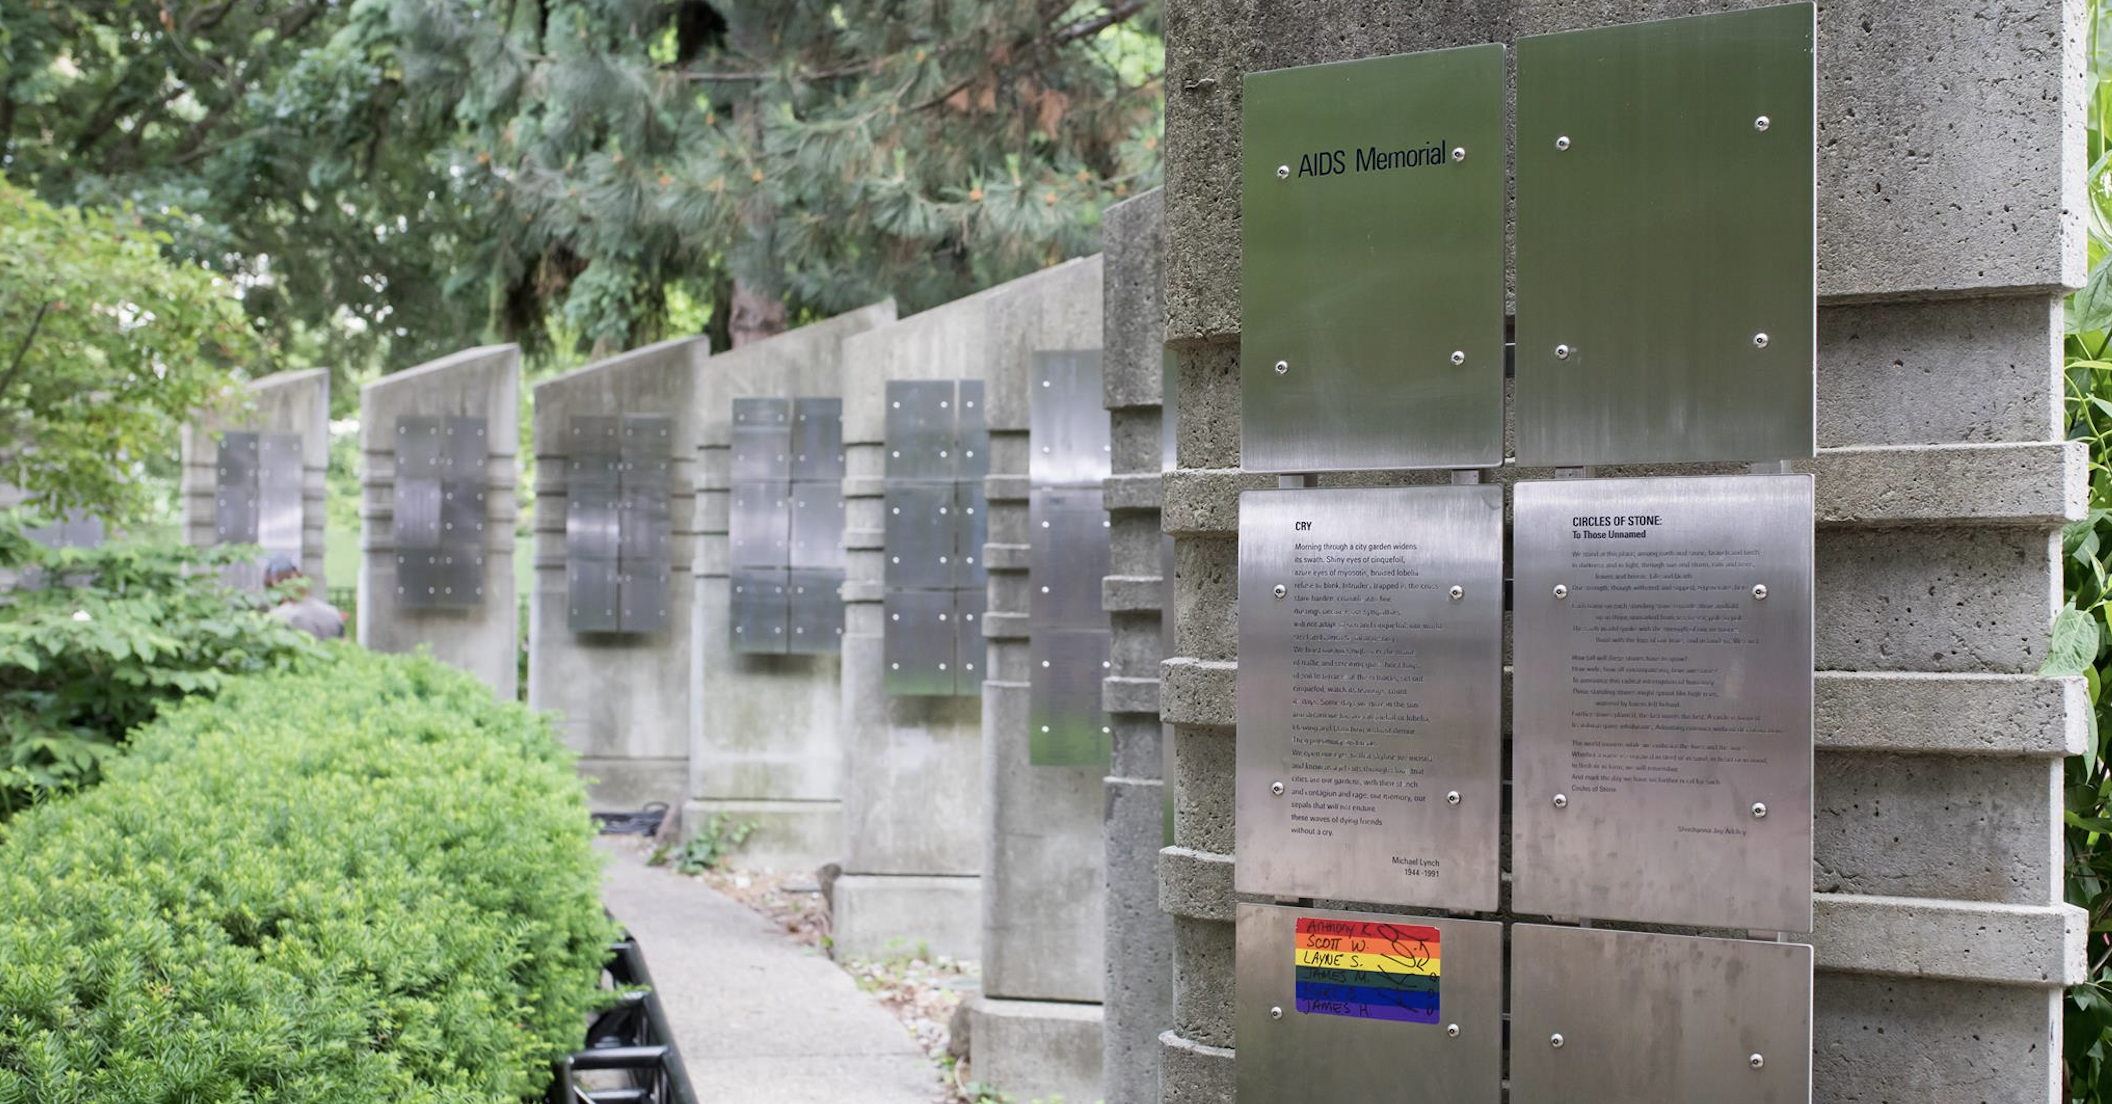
264, 556, 344, 639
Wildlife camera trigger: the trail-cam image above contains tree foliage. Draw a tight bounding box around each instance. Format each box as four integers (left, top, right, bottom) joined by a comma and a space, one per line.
0, 178, 254, 522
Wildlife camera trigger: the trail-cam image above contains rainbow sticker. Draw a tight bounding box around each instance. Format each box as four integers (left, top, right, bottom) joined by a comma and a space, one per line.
1293, 916, 1441, 1024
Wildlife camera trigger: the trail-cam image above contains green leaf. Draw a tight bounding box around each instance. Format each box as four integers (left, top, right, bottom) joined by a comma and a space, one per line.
2042, 606, 2103, 677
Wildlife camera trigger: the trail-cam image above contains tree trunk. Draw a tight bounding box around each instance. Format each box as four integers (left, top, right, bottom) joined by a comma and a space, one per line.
728, 278, 787, 348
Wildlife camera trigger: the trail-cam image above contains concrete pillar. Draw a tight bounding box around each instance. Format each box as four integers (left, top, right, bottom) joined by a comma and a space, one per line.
180, 368, 330, 589
530, 337, 708, 811
356, 345, 521, 698
1156, 2, 2088, 1101
966, 257, 1109, 1104
686, 303, 897, 871
1099, 188, 1175, 1104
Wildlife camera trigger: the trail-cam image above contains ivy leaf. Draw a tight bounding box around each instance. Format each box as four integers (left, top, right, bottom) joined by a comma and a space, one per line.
2041, 606, 2102, 677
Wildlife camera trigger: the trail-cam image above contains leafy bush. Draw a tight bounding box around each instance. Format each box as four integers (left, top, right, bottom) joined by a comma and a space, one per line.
0, 648, 619, 1103
0, 516, 326, 816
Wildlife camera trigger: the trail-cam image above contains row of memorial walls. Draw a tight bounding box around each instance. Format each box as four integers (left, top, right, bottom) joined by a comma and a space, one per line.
181, 368, 331, 592
1097, 189, 1175, 1104
964, 256, 1111, 1104
1156, 1, 2085, 1101
356, 345, 522, 698
686, 303, 898, 870
834, 279, 1024, 961
530, 336, 709, 812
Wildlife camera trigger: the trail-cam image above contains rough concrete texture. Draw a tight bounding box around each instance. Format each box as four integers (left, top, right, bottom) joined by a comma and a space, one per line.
964, 998, 1105, 1104
1101, 188, 1176, 1104
598, 841, 940, 1103
1154, 0, 2089, 1097
827, 874, 983, 963
529, 337, 707, 811
688, 303, 896, 871
357, 346, 520, 698
181, 369, 331, 588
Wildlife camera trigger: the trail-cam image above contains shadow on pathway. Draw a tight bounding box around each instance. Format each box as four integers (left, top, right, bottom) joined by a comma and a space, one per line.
598, 840, 942, 1104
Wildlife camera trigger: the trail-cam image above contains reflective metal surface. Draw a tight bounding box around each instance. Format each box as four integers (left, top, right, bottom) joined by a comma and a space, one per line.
882, 379, 984, 693
1029, 629, 1113, 766
568, 412, 671, 633
883, 483, 957, 591
441, 482, 485, 542
786, 569, 845, 655
884, 588, 957, 696
884, 381, 960, 481
956, 381, 989, 481
731, 483, 792, 568
732, 568, 791, 654
1030, 352, 1111, 487
1241, 44, 1506, 472
732, 398, 794, 482
397, 416, 444, 479
1514, 4, 1816, 467
1029, 488, 1111, 629
618, 560, 671, 633
444, 417, 486, 479
953, 587, 985, 685
1236, 486, 1504, 911
1512, 475, 1814, 932
1236, 903, 1502, 1104
1510, 925, 1813, 1104
396, 478, 442, 549
730, 395, 845, 653
792, 398, 845, 483
401, 415, 490, 611
953, 481, 988, 590
568, 559, 622, 632
790, 483, 847, 571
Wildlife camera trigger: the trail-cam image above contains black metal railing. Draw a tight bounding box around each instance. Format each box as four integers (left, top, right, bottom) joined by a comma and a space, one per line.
547, 931, 699, 1104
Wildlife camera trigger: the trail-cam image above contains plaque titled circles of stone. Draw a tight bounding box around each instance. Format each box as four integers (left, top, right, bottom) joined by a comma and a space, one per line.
1236, 486, 1503, 911
1236, 903, 1501, 1104
1512, 475, 1814, 932
1241, 43, 1504, 473
1509, 925, 1813, 1104
1514, 3, 1816, 467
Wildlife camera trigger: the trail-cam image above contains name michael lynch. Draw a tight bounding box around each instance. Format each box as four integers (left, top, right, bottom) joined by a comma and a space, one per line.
1294, 140, 1450, 178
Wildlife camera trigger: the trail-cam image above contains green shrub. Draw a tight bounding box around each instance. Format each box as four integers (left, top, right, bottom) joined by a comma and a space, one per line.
0, 515, 327, 815
0, 648, 619, 1103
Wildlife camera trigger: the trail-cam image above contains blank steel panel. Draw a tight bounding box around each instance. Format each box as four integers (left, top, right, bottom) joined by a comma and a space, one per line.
258, 433, 303, 490
444, 417, 487, 480
441, 482, 486, 542
730, 482, 791, 569
619, 560, 671, 634
568, 414, 619, 455
956, 381, 989, 481
732, 398, 794, 482
257, 482, 302, 555
568, 559, 621, 632
1514, 4, 1816, 467
213, 490, 257, 545
1029, 628, 1113, 766
396, 416, 444, 479
619, 487, 672, 562
566, 464, 621, 564
790, 483, 847, 571
1029, 488, 1111, 630
216, 431, 259, 483
1031, 351, 1112, 488
621, 413, 674, 461
1236, 904, 1502, 1104
792, 398, 846, 483
1241, 44, 1506, 473
732, 568, 791, 654
1510, 925, 1813, 1104
787, 568, 845, 655
884, 588, 957, 696
885, 381, 960, 482
400, 549, 484, 610
396, 479, 443, 549
884, 483, 957, 591
952, 480, 988, 589
952, 587, 986, 691
1512, 475, 1814, 931
1237, 485, 1504, 912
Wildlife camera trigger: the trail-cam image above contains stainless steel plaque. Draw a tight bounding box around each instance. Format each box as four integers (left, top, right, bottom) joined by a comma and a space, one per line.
1512, 475, 1814, 931
786, 569, 845, 655
952, 481, 987, 590
566, 468, 620, 564
621, 413, 674, 461
884, 588, 957, 696
1510, 925, 1813, 1104
1236, 486, 1504, 911
953, 587, 985, 688
569, 414, 618, 455
1514, 4, 1816, 467
1241, 44, 1505, 473
1029, 629, 1113, 766
884, 381, 959, 481
258, 433, 303, 490
790, 483, 846, 571
733, 398, 794, 482
1236, 903, 1502, 1104
792, 398, 845, 483
568, 559, 621, 632
213, 490, 256, 545
397, 416, 444, 479
216, 431, 258, 484
400, 549, 484, 609
1029, 488, 1111, 629
732, 568, 791, 654
619, 560, 671, 633
396, 479, 443, 549
1031, 351, 1111, 487
883, 483, 957, 591
441, 482, 485, 541
956, 381, 988, 481
730, 483, 790, 568
444, 417, 486, 479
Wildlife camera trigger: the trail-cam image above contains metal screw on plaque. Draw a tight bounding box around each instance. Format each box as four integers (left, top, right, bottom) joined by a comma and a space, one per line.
1752, 802, 1769, 820
1754, 115, 1771, 132
1446, 1024, 1461, 1038
1752, 583, 1769, 600
1553, 583, 1569, 600
1451, 146, 1466, 162
1446, 790, 1461, 806
1271, 780, 1286, 796
1270, 1006, 1284, 1020
1451, 350, 1466, 366
1274, 359, 1289, 375
1555, 135, 1571, 151
1555, 344, 1572, 360
1448, 585, 1464, 601
1276, 165, 1290, 180
1550, 1034, 1565, 1049
1553, 793, 1569, 809
1750, 1053, 1766, 1069
1273, 584, 1287, 599
1753, 332, 1770, 349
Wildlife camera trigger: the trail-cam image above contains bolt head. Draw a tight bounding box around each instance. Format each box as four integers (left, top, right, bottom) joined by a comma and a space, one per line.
1270, 781, 1286, 796
1752, 583, 1769, 600
1550, 1033, 1565, 1049
1553, 793, 1569, 809
1750, 1053, 1766, 1069
1448, 585, 1465, 601
1274, 359, 1289, 375
1446, 1023, 1461, 1037
1553, 583, 1570, 600
1753, 332, 1770, 349
1273, 584, 1287, 599
1276, 164, 1290, 179
1271, 1005, 1284, 1020
1555, 135, 1572, 151
1450, 349, 1466, 366
1751, 802, 1768, 820
1754, 115, 1771, 132
1446, 790, 1461, 806
1555, 343, 1572, 360
1451, 146, 1466, 162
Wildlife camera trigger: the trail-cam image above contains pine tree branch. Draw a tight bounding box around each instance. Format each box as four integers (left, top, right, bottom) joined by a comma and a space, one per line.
1052, 0, 1149, 45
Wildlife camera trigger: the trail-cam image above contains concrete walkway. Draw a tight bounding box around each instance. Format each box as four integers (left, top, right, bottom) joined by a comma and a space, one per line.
598, 842, 942, 1103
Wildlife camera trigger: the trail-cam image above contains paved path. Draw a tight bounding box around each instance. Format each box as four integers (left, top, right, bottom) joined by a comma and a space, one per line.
599, 842, 942, 1104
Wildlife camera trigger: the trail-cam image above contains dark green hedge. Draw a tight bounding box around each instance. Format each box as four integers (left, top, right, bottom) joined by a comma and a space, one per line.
0, 648, 618, 1103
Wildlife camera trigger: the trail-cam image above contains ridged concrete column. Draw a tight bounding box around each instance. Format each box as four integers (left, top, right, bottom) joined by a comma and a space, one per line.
180, 368, 331, 589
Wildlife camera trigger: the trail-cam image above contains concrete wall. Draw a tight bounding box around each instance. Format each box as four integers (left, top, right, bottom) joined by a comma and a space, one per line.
357, 345, 521, 698
530, 337, 708, 811
687, 303, 897, 870
180, 368, 331, 588
1155, 2, 2089, 1101
968, 257, 1110, 1104
1100, 189, 1175, 1104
